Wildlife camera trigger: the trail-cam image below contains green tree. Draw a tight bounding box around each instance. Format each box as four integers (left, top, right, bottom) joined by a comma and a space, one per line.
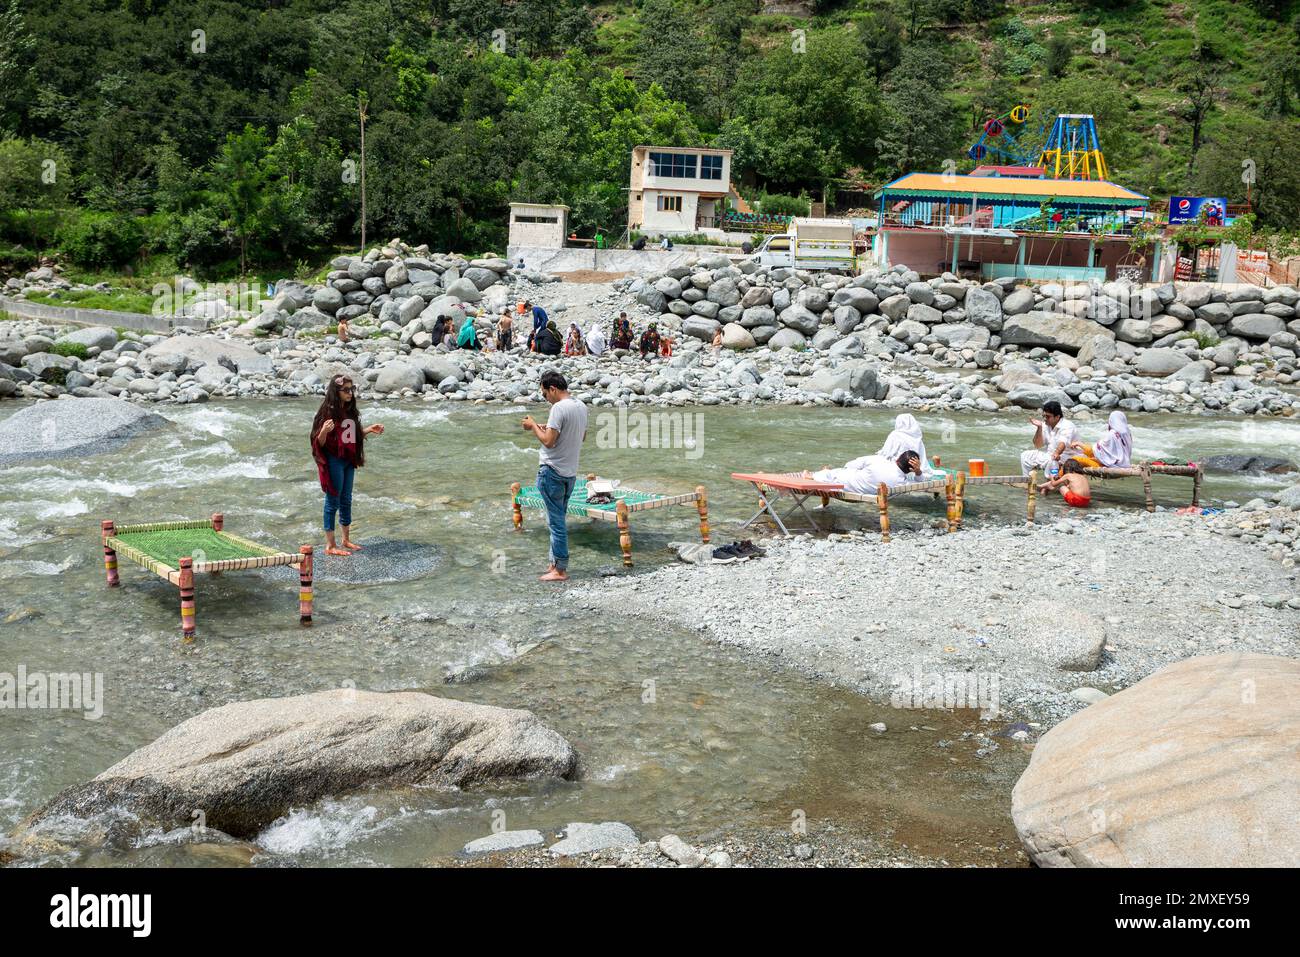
0, 136, 71, 210
209, 126, 274, 275
636, 0, 708, 110
1192, 114, 1300, 230
859, 10, 903, 83
0, 0, 35, 133
876, 46, 958, 175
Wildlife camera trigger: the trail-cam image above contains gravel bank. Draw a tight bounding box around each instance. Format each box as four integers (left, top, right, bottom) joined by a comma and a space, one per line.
442, 822, 992, 868
571, 506, 1300, 726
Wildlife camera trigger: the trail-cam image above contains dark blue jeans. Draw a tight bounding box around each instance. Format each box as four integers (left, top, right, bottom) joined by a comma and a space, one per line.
537, 464, 576, 571
323, 455, 356, 531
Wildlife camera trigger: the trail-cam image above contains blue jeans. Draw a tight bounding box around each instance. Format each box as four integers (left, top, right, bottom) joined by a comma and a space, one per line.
537, 464, 576, 571
324, 455, 356, 531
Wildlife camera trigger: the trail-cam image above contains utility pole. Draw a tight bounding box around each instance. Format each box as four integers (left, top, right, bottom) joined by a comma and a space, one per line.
359, 94, 368, 252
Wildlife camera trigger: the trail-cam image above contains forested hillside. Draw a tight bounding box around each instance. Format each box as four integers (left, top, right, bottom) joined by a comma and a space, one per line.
1, 0, 1297, 277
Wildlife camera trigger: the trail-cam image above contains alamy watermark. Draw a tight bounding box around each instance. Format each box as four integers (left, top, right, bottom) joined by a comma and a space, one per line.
889, 663, 1000, 716
593, 408, 704, 460
0, 666, 104, 720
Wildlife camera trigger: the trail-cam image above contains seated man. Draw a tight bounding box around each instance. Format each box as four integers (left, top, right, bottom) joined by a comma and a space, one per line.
1020, 400, 1079, 477
805, 450, 923, 496
1038, 458, 1091, 508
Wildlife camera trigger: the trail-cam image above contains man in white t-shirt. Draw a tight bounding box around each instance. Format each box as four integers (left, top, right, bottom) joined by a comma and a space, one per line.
1020, 400, 1079, 476
522, 370, 588, 582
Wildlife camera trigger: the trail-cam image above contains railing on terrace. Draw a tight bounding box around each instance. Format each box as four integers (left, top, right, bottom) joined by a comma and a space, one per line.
720, 212, 792, 234
877, 207, 1144, 236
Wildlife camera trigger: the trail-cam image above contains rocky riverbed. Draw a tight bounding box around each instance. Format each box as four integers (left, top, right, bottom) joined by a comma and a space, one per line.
4, 248, 1300, 419
572, 499, 1300, 728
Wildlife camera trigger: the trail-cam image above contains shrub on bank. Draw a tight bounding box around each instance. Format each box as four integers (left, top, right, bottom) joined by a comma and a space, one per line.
56, 212, 145, 269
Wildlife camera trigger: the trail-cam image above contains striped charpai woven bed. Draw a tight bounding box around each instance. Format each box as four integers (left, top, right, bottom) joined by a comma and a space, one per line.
106, 519, 302, 582
100, 513, 314, 639
513, 478, 699, 521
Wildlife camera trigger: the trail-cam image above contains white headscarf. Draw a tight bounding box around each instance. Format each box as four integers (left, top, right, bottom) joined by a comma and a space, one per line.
1093, 411, 1132, 468
585, 322, 607, 355
876, 414, 933, 473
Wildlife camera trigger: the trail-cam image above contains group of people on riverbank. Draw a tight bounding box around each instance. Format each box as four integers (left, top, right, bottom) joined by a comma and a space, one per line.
307, 374, 1138, 577
417, 300, 675, 362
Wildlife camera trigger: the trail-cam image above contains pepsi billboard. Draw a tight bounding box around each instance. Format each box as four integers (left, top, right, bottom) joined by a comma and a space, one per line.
1168, 196, 1229, 225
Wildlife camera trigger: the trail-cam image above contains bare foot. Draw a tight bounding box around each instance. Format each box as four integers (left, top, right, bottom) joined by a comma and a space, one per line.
539, 568, 568, 582
341, 541, 363, 550
326, 546, 351, 557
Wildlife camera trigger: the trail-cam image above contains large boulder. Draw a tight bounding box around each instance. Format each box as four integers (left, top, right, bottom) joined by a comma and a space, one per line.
18, 690, 578, 842
1134, 348, 1191, 377
1000, 312, 1114, 354
443, 277, 483, 303
778, 305, 821, 336
766, 328, 807, 351
374, 360, 426, 393
1012, 655, 1300, 867
964, 287, 1004, 331
56, 326, 119, 352
144, 336, 273, 376
0, 397, 167, 466
721, 322, 756, 350
803, 359, 887, 400
1227, 313, 1285, 340
681, 317, 722, 342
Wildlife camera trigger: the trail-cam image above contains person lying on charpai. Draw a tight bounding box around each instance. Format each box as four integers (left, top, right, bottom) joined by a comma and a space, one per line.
803, 450, 924, 496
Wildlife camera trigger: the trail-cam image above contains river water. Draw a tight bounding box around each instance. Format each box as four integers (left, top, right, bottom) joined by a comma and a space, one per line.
2, 398, 1297, 866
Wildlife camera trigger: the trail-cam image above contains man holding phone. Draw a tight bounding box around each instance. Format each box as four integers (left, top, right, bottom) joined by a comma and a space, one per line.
522, 370, 588, 582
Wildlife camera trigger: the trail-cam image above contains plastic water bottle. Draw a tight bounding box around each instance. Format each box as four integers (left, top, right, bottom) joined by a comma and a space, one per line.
1046, 461, 1060, 479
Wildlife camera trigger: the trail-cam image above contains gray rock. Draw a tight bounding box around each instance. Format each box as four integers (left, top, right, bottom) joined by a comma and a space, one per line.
1001, 312, 1115, 354
766, 328, 807, 351
964, 287, 1004, 331
1012, 655, 1300, 867
549, 822, 638, 857
1134, 348, 1191, 377
658, 834, 705, 867
0, 397, 167, 465
1227, 313, 1285, 340
20, 689, 577, 841
313, 287, 344, 313
57, 326, 118, 351
374, 361, 426, 393
463, 829, 545, 855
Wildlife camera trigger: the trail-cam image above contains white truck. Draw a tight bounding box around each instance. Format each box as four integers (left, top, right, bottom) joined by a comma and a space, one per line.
745, 217, 857, 272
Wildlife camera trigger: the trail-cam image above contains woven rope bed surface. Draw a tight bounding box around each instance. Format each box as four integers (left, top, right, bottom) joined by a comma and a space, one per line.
113, 527, 276, 566
515, 478, 692, 516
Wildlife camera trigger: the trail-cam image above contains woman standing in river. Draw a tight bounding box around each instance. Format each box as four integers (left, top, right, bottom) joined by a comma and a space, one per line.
311, 375, 384, 557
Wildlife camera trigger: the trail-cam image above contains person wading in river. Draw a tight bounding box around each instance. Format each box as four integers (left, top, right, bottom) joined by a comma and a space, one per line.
522, 370, 587, 582
311, 375, 385, 557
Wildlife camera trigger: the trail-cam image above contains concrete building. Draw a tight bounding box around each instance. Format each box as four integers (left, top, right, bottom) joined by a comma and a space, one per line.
507, 202, 569, 249
628, 146, 732, 237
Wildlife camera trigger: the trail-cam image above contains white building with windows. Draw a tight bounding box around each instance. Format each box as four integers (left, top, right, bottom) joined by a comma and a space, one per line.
627, 145, 732, 237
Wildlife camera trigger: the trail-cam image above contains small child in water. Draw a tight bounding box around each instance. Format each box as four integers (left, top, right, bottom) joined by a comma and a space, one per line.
1039, 458, 1091, 508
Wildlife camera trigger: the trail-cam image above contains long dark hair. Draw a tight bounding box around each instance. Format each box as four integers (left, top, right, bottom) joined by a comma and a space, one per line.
312, 375, 365, 466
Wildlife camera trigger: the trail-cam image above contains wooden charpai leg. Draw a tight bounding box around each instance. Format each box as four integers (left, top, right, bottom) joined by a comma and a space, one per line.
210, 512, 223, 576
179, 557, 196, 640
944, 475, 958, 533
695, 485, 710, 543
1191, 468, 1202, 508
510, 482, 523, 530
299, 545, 314, 627
1142, 467, 1154, 513
877, 484, 891, 543
616, 499, 633, 567
1026, 469, 1039, 524
101, 519, 119, 587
